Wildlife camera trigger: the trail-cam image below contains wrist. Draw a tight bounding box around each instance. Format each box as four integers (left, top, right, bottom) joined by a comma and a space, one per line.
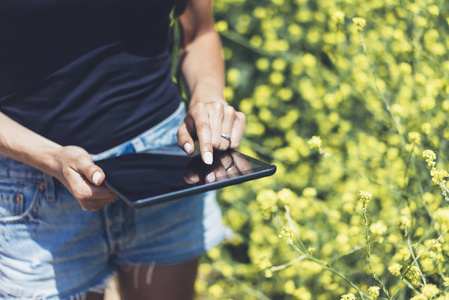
0, 112, 65, 177
29, 144, 64, 178
189, 78, 226, 106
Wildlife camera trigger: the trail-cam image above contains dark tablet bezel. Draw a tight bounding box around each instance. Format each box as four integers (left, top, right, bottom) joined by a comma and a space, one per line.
96, 149, 276, 208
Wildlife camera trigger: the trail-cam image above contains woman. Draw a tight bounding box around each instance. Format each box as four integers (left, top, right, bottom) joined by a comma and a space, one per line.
0, 0, 245, 299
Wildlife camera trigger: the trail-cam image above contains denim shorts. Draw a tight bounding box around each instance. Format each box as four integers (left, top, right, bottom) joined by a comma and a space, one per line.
0, 102, 226, 300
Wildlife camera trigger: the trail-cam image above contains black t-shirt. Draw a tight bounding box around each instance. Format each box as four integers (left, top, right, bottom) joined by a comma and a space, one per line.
0, 0, 181, 154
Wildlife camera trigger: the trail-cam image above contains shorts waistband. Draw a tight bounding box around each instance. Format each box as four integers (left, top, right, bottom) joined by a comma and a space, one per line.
0, 158, 45, 182
90, 101, 185, 161
0, 101, 186, 181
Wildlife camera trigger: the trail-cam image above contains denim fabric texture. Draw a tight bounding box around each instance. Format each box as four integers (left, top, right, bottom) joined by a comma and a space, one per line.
0, 102, 226, 299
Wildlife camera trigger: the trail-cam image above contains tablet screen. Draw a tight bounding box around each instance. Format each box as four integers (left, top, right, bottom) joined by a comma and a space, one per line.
95, 149, 276, 207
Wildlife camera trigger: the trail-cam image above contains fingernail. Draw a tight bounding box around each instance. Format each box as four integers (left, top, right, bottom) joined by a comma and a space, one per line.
204, 152, 213, 165
206, 172, 215, 183
184, 143, 192, 154
187, 171, 198, 182
92, 171, 101, 185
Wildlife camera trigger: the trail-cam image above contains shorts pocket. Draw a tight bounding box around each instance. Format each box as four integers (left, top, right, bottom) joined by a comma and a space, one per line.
0, 178, 40, 223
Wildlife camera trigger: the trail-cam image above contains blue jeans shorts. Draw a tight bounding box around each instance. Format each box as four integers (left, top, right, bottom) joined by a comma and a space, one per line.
0, 102, 226, 300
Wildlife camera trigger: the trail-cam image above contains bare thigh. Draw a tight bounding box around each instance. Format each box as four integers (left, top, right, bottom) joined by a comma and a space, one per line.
116, 257, 200, 300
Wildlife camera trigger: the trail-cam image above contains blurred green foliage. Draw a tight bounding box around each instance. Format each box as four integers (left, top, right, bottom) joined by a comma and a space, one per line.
193, 0, 449, 299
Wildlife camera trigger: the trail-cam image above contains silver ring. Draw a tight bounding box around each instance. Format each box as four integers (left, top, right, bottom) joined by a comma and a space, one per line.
225, 161, 237, 172
221, 134, 232, 141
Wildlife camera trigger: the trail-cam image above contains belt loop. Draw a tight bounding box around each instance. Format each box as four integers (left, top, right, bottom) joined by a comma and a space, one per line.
131, 138, 146, 153
43, 173, 56, 202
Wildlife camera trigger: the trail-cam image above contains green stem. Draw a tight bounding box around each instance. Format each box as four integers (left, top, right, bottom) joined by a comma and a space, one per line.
276, 206, 371, 299
327, 242, 367, 266
358, 31, 407, 152
407, 237, 426, 286
402, 278, 421, 295
362, 202, 392, 299
309, 256, 372, 300
403, 144, 416, 185
269, 255, 307, 272
269, 243, 371, 299
284, 205, 309, 253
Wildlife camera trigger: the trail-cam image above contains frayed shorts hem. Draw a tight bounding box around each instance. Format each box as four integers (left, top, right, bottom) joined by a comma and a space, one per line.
62, 270, 115, 300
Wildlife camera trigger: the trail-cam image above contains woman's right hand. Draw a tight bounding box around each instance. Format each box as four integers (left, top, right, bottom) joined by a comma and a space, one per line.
54, 146, 117, 211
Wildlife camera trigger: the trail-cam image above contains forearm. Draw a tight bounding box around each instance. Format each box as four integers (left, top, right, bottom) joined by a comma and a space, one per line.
181, 29, 225, 104
179, 0, 226, 105
0, 112, 62, 176
176, 0, 245, 160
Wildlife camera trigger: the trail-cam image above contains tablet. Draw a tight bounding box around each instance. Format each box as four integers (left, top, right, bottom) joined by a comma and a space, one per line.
95, 148, 276, 208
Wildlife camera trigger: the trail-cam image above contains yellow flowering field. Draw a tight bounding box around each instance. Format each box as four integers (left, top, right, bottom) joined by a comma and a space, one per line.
193, 0, 449, 299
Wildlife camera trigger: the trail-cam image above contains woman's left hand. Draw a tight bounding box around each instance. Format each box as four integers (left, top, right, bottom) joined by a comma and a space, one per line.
177, 100, 246, 165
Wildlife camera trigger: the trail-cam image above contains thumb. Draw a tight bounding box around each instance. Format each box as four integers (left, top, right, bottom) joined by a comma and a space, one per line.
76, 155, 105, 186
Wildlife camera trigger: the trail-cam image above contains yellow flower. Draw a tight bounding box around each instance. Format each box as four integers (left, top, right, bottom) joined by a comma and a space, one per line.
226, 68, 240, 86
406, 265, 422, 285
272, 58, 287, 71
250, 35, 263, 47
422, 284, 440, 298
253, 7, 267, 19
352, 17, 366, 31
395, 246, 411, 261
422, 123, 432, 135
288, 24, 302, 37
423, 150, 449, 200
359, 191, 372, 204
215, 20, 228, 33
302, 53, 317, 67
269, 72, 285, 85
284, 280, 296, 294
279, 225, 295, 245
423, 150, 436, 167
256, 58, 270, 71
341, 293, 356, 300
408, 132, 421, 145
370, 221, 387, 235
332, 11, 345, 24
223, 86, 234, 100
208, 284, 224, 298
428, 5, 440, 16
388, 263, 402, 276
303, 187, 317, 198
308, 136, 322, 151
400, 216, 410, 230
278, 188, 295, 205
255, 255, 272, 270
272, 0, 284, 6
277, 88, 293, 101
368, 286, 380, 299
444, 278, 449, 287
430, 168, 449, 187
410, 295, 427, 300
257, 189, 278, 219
